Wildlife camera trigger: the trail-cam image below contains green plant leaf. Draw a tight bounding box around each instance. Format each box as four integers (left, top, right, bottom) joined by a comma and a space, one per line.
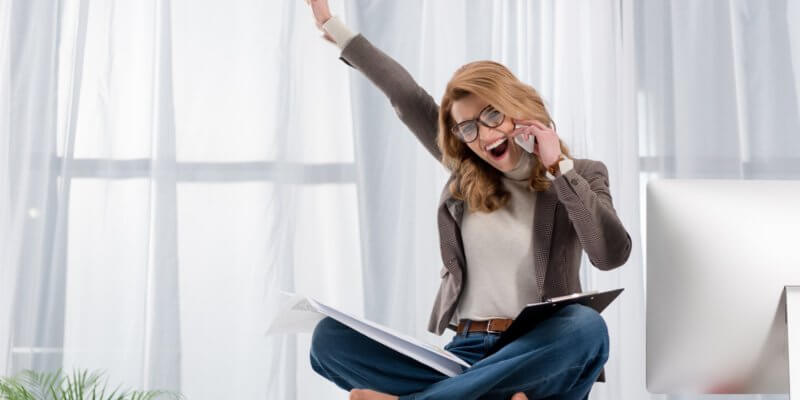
0, 369, 181, 400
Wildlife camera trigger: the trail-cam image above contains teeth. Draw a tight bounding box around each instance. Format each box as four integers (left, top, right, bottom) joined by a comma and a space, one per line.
486, 137, 508, 151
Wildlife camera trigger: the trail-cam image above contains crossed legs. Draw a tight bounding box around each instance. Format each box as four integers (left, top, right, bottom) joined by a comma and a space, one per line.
310, 304, 609, 400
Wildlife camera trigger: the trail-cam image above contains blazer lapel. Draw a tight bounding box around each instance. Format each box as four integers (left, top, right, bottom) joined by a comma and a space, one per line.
439, 175, 464, 227
437, 176, 466, 278
533, 185, 559, 298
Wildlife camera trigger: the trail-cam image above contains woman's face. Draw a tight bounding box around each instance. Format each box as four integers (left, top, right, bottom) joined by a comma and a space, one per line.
450, 94, 523, 173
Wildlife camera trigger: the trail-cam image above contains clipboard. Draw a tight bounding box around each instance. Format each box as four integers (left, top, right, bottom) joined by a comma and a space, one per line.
483, 288, 624, 358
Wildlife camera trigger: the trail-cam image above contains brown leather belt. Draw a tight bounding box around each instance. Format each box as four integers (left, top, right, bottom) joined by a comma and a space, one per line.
456, 318, 514, 335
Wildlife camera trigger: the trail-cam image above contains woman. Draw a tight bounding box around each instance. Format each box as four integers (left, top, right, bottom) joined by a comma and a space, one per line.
303, 1, 633, 399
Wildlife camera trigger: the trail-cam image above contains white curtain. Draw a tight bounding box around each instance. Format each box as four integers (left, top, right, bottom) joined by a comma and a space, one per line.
2, 0, 800, 399
2, 0, 361, 398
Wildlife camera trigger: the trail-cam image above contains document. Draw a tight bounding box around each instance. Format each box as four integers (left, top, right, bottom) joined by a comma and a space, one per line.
266, 292, 471, 377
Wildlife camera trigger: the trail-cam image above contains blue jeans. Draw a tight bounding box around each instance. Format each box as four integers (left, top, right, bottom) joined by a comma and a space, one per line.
309, 304, 609, 400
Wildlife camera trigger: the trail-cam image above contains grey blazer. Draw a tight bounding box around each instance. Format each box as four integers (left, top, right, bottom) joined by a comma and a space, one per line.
339, 35, 632, 337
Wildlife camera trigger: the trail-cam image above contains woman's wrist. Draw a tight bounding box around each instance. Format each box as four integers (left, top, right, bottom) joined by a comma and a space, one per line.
322, 16, 358, 50
545, 156, 574, 181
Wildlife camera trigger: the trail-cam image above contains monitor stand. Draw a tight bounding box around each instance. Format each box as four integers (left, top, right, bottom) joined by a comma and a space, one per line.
787, 286, 800, 399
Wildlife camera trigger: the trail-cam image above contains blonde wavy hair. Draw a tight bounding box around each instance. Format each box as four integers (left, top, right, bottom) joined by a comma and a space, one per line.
437, 61, 572, 213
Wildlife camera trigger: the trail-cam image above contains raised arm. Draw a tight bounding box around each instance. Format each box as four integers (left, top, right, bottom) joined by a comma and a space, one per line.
336, 33, 442, 161
305, 0, 442, 162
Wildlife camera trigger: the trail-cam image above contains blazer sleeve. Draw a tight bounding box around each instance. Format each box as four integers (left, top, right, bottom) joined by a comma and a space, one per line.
338, 34, 443, 162
551, 160, 632, 270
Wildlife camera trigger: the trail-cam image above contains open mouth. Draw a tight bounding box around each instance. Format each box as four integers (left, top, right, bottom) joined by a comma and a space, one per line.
486, 137, 510, 160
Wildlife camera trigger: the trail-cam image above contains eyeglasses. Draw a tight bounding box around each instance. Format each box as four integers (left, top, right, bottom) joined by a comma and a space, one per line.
450, 104, 505, 143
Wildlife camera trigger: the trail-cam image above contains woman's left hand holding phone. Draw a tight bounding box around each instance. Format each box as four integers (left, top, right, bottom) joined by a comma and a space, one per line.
512, 119, 563, 167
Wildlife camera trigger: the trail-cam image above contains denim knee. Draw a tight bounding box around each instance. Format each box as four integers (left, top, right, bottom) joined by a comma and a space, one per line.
310, 317, 345, 364
310, 317, 359, 389
562, 304, 609, 358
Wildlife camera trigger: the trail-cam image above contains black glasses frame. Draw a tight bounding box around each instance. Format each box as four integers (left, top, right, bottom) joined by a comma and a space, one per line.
450, 104, 505, 143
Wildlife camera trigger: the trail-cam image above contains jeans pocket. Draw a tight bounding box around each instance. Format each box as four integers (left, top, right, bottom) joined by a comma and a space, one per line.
482, 333, 501, 355
448, 335, 486, 355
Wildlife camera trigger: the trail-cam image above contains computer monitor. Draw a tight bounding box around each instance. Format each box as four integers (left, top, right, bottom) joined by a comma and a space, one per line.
646, 179, 800, 395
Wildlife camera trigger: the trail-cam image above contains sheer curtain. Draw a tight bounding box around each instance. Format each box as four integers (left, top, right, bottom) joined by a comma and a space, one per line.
3, 0, 800, 399
2, 0, 360, 398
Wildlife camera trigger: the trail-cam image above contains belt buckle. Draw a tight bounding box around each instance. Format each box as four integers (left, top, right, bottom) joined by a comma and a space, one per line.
486, 320, 502, 334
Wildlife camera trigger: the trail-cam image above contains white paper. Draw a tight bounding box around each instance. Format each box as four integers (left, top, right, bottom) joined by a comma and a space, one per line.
264, 292, 326, 335
266, 292, 470, 377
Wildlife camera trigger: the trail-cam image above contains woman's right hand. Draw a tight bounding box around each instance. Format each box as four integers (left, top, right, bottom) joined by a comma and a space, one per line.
304, 0, 335, 44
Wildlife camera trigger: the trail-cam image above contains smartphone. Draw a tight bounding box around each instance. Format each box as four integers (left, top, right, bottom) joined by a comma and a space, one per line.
513, 124, 537, 153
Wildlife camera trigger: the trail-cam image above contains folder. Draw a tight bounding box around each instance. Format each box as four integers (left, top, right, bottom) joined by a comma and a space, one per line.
483, 288, 624, 358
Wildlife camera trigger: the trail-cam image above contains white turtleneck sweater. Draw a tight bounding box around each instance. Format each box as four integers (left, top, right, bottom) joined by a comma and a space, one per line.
455, 152, 540, 321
